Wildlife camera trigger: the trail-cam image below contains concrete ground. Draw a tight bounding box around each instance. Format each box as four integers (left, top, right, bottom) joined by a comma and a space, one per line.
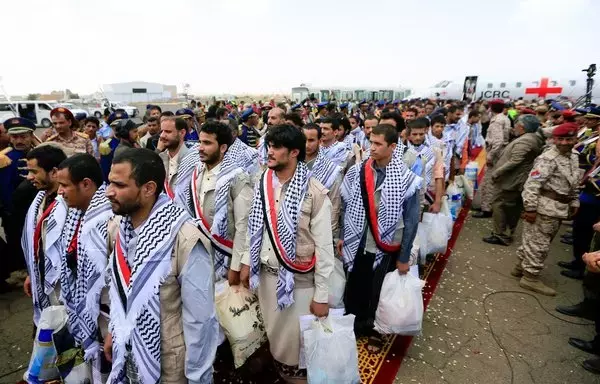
1, 214, 598, 383
396, 213, 598, 384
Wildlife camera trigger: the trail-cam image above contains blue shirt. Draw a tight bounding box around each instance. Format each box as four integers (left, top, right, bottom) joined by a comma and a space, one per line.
0, 148, 27, 208
98, 122, 112, 140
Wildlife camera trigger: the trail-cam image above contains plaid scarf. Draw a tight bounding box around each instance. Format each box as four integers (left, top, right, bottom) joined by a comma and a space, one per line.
341, 157, 421, 272
309, 150, 341, 189
229, 138, 260, 174
257, 136, 268, 166
320, 141, 348, 167
247, 162, 311, 310
406, 142, 435, 191
107, 195, 189, 384
22, 191, 68, 325
59, 185, 113, 361
185, 150, 245, 278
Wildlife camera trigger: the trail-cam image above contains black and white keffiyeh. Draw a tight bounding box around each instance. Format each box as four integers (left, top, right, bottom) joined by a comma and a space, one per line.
59, 184, 113, 361
257, 136, 268, 166
247, 162, 310, 309
175, 142, 247, 278
350, 127, 366, 150
310, 150, 341, 190
22, 191, 68, 325
107, 195, 189, 384
320, 141, 348, 167
229, 138, 259, 175
341, 156, 421, 272
343, 135, 355, 151
406, 142, 435, 190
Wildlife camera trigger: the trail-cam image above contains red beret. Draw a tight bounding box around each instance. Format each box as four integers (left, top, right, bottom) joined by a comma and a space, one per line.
50, 107, 74, 120
561, 110, 577, 118
552, 122, 579, 137
520, 108, 536, 115
489, 99, 505, 106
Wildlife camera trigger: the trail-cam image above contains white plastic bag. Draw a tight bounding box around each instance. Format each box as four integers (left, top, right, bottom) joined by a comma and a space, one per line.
410, 232, 421, 266
299, 308, 345, 369
418, 212, 452, 257
304, 315, 361, 384
456, 175, 474, 200
328, 258, 346, 309
215, 283, 267, 368
374, 272, 426, 335
25, 306, 66, 383
446, 182, 463, 221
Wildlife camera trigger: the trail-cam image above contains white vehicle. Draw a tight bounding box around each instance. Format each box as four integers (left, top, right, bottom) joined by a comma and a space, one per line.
88, 99, 138, 118
0, 100, 55, 127
58, 102, 89, 118
291, 85, 412, 103
413, 74, 596, 103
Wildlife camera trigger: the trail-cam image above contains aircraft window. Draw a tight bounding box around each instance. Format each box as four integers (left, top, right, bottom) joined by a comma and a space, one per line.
550, 81, 558, 86
570, 80, 576, 86
516, 82, 522, 88
487, 83, 493, 89
500, 82, 506, 88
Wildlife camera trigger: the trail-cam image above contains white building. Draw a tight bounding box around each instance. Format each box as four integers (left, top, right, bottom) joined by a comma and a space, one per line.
101, 81, 177, 103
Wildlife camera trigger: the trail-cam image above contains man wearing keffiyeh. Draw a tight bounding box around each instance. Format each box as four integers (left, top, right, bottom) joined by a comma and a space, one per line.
174, 121, 254, 285
104, 148, 218, 384
22, 145, 68, 326
319, 116, 350, 168
56, 154, 113, 381
240, 124, 334, 382
340, 123, 422, 350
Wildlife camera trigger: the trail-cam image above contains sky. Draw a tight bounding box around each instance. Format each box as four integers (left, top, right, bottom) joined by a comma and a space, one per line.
1, 0, 599, 96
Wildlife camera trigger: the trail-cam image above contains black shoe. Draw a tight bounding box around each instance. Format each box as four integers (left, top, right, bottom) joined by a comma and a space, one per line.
558, 260, 580, 270
569, 338, 600, 355
560, 238, 574, 245
582, 358, 600, 375
561, 269, 585, 280
482, 235, 509, 246
472, 211, 492, 218
556, 302, 595, 321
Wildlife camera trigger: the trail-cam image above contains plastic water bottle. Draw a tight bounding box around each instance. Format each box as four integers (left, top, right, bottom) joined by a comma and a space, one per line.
446, 182, 462, 221
465, 161, 479, 191
28, 329, 57, 384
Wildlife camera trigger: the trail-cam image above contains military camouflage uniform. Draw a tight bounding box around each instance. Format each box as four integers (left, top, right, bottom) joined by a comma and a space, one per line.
46, 131, 93, 157
479, 113, 511, 212
516, 146, 580, 275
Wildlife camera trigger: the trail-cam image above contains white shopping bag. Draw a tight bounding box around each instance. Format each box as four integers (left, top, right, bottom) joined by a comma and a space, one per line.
456, 175, 474, 200
303, 315, 361, 384
418, 212, 452, 258
215, 282, 267, 368
298, 308, 345, 369
328, 258, 346, 309
374, 272, 426, 335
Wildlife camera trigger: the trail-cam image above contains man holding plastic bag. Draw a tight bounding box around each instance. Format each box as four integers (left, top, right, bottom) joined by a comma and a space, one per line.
240, 125, 334, 382
340, 123, 422, 351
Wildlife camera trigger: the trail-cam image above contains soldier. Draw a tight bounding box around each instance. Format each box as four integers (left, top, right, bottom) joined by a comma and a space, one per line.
175, 108, 199, 144
0, 118, 37, 292
511, 123, 580, 296
483, 115, 545, 246
45, 107, 94, 157
99, 110, 129, 182
473, 99, 512, 218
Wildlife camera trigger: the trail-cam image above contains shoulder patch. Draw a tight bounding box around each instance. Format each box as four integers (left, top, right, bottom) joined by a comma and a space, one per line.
530, 169, 541, 179
46, 134, 59, 141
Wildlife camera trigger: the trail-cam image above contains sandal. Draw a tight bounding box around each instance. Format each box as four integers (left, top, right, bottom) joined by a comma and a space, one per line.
366, 335, 384, 354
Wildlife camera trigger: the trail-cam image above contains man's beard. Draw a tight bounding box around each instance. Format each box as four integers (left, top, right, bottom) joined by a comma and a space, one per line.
165, 138, 180, 150
110, 199, 141, 216
201, 150, 220, 166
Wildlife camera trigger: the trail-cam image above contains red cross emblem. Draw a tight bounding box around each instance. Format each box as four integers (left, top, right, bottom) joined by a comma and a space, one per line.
525, 77, 563, 98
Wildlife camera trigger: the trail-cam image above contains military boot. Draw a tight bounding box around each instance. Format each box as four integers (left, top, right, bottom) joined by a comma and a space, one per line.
519, 272, 556, 296
510, 263, 524, 278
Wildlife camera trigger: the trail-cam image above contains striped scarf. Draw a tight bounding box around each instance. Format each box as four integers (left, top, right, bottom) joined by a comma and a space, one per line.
22, 191, 68, 325
406, 142, 435, 191
229, 138, 260, 175
350, 126, 366, 150
343, 135, 355, 151
341, 157, 421, 272
428, 130, 452, 181
320, 141, 348, 167
309, 150, 341, 189
107, 195, 189, 384
247, 162, 310, 310
59, 185, 113, 361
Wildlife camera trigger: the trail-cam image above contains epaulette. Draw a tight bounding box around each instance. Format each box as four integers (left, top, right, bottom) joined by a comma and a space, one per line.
75, 131, 89, 139
46, 133, 59, 141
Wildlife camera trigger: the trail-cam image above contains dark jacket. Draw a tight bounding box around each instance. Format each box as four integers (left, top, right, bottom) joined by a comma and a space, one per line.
492, 130, 546, 191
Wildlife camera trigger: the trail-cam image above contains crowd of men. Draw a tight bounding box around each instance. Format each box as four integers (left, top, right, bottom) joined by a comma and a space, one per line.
0, 93, 599, 383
